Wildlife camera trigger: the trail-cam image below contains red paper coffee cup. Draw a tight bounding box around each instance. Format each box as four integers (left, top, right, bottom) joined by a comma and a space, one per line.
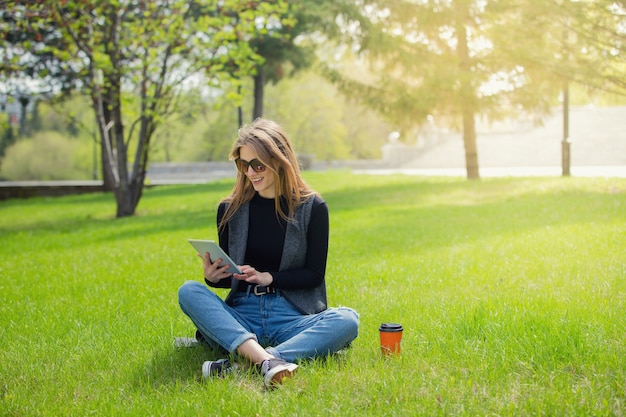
379, 323, 403, 355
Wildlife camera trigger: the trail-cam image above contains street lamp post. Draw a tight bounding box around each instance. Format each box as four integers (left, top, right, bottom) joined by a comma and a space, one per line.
562, 80, 571, 177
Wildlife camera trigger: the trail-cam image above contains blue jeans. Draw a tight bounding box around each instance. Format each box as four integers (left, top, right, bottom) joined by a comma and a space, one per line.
178, 281, 359, 363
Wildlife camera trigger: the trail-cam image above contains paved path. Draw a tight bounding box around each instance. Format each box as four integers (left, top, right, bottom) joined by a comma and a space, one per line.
354, 165, 626, 178
360, 105, 626, 177
115, 106, 626, 182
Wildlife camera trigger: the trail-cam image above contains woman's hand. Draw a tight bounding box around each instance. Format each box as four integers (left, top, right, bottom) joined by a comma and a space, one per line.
200, 252, 233, 283
233, 266, 273, 287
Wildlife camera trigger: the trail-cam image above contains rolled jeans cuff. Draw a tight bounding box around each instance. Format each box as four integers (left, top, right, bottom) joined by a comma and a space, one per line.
229, 333, 258, 355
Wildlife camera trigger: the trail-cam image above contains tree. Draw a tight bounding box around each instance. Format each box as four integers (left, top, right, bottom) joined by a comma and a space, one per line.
0, 5, 79, 96
1, 4, 79, 152
4, 0, 285, 217
321, 0, 626, 179
549, 0, 626, 96
237, 0, 370, 121
248, 5, 304, 120
486, 0, 626, 176
322, 0, 492, 178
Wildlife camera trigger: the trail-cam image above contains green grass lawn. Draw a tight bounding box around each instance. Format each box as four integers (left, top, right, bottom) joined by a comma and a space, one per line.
1, 172, 625, 416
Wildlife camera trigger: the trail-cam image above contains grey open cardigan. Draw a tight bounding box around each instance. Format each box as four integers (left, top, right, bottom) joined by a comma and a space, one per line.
223, 196, 328, 315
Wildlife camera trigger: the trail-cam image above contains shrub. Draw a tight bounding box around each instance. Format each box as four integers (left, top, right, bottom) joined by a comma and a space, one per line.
0, 132, 90, 180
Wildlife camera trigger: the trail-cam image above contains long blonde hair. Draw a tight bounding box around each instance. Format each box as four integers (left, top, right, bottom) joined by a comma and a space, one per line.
218, 118, 318, 231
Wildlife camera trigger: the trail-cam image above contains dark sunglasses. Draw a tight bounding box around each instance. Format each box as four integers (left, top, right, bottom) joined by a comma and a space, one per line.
235, 158, 267, 173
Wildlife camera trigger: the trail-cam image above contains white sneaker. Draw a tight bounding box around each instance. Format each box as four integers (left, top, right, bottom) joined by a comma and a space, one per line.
202, 358, 238, 378
260, 358, 298, 388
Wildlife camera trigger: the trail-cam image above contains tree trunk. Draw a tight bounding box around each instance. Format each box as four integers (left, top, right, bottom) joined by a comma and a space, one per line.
92, 79, 140, 218
252, 65, 265, 120
92, 81, 117, 193
95, 99, 115, 192
462, 109, 480, 180
18, 96, 30, 137
114, 99, 137, 217
126, 115, 153, 218
117, 178, 142, 218
456, 17, 480, 180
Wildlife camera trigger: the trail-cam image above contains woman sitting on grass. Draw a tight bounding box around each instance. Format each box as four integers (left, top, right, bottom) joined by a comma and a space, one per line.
178, 118, 359, 388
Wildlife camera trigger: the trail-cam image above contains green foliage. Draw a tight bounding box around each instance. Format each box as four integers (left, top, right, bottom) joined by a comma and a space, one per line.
229, 71, 391, 161
0, 72, 390, 172
249, 0, 366, 85
34, 95, 96, 136
4, 0, 622, 188
0, 131, 90, 180
0, 95, 101, 180
0, 173, 625, 415
0, 119, 16, 158
264, 71, 351, 160
149, 71, 390, 163
0, 2, 79, 95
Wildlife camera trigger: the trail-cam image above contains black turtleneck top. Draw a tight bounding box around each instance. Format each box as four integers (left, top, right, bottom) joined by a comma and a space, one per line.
216, 193, 329, 291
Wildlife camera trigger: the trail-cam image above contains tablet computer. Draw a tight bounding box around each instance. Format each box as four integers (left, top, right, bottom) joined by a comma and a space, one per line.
188, 239, 242, 274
